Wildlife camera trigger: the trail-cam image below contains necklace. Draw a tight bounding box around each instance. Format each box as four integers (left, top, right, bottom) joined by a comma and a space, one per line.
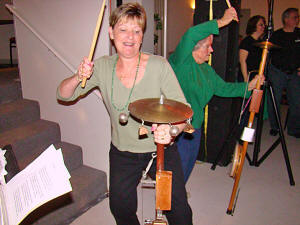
111, 52, 141, 112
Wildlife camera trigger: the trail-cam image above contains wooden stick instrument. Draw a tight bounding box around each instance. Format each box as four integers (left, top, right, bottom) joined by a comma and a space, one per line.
81, 0, 106, 88
226, 41, 269, 215
226, 0, 232, 8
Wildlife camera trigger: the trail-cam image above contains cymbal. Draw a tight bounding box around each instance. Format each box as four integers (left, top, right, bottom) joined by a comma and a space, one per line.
254, 41, 281, 49
128, 98, 193, 124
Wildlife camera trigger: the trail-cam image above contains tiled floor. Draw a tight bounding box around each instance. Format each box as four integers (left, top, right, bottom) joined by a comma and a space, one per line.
72, 105, 299, 225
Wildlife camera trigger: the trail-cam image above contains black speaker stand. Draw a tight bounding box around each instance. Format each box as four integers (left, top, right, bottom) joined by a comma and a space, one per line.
250, 79, 295, 186
211, 79, 295, 186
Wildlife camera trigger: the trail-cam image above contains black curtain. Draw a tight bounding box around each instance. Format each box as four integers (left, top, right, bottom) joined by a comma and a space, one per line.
117, 0, 122, 7
194, 0, 242, 166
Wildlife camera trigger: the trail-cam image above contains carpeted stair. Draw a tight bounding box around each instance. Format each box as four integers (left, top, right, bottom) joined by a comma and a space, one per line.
0, 67, 108, 225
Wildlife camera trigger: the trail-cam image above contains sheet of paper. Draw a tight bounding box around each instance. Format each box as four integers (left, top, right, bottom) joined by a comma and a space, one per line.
0, 188, 8, 225
1, 145, 72, 225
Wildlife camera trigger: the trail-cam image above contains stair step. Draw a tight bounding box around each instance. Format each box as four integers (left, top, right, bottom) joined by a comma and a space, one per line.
0, 99, 40, 132
18, 142, 83, 172
0, 67, 107, 223
0, 119, 61, 160
21, 165, 108, 225
54, 142, 83, 171
0, 80, 22, 104
0, 68, 22, 104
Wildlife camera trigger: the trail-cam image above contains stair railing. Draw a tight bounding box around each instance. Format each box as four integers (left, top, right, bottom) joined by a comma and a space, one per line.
5, 4, 102, 99
6, 4, 76, 74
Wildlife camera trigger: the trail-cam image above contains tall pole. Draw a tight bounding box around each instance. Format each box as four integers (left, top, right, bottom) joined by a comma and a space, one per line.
227, 43, 268, 215
226, 0, 277, 214
163, 0, 167, 58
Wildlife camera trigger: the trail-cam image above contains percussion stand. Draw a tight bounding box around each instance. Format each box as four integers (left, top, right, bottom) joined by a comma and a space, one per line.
248, 0, 295, 186
151, 143, 171, 225
250, 71, 295, 186
142, 143, 171, 225
128, 97, 193, 225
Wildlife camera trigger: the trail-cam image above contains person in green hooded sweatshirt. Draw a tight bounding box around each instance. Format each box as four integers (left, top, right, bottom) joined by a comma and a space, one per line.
169, 7, 264, 183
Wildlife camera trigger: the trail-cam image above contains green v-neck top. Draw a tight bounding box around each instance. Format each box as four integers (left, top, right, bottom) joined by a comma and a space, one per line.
57, 53, 188, 153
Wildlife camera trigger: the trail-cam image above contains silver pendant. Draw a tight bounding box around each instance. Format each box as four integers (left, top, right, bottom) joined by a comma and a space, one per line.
119, 113, 128, 124
169, 125, 179, 137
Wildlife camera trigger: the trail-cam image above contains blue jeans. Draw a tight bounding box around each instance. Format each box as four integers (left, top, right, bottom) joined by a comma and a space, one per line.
176, 129, 201, 183
267, 64, 300, 135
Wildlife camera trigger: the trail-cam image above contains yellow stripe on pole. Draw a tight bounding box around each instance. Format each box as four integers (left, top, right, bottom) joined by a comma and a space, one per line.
209, 0, 213, 21
203, 0, 214, 161
81, 0, 106, 88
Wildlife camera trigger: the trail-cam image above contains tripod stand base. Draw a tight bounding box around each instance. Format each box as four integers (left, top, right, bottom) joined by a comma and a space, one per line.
251, 81, 295, 186
226, 209, 233, 215
144, 219, 167, 225
152, 220, 168, 225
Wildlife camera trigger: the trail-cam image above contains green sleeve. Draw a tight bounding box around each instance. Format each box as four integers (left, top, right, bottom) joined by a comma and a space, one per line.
169, 20, 219, 66
211, 67, 251, 98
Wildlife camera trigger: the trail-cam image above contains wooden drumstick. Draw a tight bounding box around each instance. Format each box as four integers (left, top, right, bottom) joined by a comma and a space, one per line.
225, 0, 239, 22
81, 0, 106, 88
226, 0, 231, 8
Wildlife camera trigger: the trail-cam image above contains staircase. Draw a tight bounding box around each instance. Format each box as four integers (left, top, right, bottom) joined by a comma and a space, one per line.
0, 67, 108, 225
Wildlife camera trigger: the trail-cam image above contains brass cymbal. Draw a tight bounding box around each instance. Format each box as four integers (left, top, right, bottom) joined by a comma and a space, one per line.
254, 41, 281, 49
128, 98, 193, 124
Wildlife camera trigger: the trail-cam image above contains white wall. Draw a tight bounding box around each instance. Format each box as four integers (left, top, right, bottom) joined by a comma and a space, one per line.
13, 0, 111, 175
167, 0, 194, 56
142, 0, 155, 54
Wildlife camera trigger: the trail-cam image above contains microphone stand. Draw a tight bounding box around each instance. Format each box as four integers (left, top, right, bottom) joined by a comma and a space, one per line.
250, 0, 295, 185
